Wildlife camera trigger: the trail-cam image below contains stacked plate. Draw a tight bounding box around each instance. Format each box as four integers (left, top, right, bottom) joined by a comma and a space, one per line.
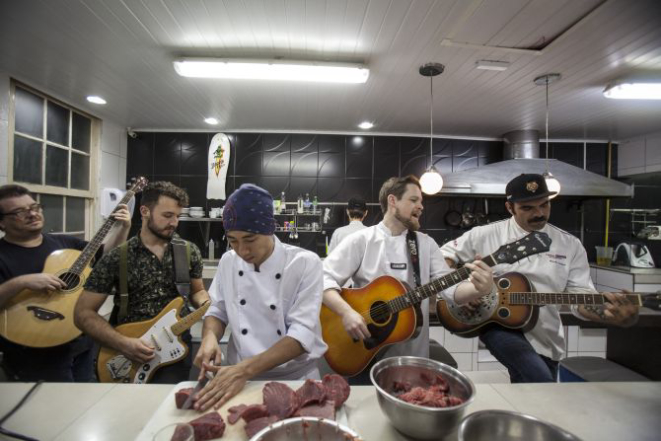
178, 208, 190, 219
189, 207, 204, 218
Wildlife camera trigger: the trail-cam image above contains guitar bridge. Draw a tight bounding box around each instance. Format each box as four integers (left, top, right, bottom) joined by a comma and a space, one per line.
106, 355, 132, 380
26, 306, 65, 321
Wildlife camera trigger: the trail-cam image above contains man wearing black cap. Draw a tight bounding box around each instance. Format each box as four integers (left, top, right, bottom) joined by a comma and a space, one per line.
328, 197, 369, 254
441, 174, 639, 383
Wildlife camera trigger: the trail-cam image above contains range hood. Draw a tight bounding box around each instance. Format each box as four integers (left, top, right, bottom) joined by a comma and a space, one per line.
439, 130, 634, 198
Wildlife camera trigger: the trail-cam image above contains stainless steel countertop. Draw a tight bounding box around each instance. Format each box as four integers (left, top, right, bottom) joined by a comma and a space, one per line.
590, 263, 661, 284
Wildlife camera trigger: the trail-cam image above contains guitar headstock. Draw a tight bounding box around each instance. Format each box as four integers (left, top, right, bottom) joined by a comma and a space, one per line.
491, 231, 552, 265
642, 293, 661, 311
129, 176, 148, 194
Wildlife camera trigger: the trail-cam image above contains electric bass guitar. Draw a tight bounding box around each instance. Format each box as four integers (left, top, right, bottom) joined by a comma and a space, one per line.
436, 272, 661, 338
320, 231, 552, 376
97, 297, 210, 384
0, 177, 148, 348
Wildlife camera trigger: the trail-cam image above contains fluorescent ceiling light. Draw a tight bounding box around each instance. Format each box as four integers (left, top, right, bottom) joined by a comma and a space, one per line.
475, 60, 510, 71
174, 58, 369, 83
204, 117, 219, 125
86, 95, 106, 104
358, 121, 373, 129
603, 82, 661, 99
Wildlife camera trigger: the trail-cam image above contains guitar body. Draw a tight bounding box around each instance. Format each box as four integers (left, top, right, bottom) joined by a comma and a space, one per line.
321, 275, 422, 377
0, 249, 89, 347
97, 297, 189, 384
436, 272, 538, 337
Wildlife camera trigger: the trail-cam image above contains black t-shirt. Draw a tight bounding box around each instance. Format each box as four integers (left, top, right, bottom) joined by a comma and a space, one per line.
0, 234, 88, 283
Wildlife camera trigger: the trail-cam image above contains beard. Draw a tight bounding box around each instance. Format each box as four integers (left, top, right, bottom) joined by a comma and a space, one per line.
394, 207, 420, 231
147, 218, 175, 241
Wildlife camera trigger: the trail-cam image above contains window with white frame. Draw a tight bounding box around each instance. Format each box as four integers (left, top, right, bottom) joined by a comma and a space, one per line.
9, 81, 98, 237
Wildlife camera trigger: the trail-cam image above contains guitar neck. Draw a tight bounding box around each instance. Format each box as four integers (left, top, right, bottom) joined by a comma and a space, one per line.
389, 255, 498, 313
507, 292, 648, 307
171, 302, 210, 336
70, 190, 135, 274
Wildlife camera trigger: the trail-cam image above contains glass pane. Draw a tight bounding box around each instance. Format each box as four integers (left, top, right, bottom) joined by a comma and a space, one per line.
47, 101, 69, 146
72, 113, 91, 153
40, 194, 63, 233
13, 135, 42, 184
45, 145, 69, 187
71, 153, 90, 190
14, 87, 44, 137
66, 197, 86, 232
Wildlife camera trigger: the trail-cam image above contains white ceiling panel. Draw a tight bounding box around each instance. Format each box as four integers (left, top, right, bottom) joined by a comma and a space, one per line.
0, 0, 660, 141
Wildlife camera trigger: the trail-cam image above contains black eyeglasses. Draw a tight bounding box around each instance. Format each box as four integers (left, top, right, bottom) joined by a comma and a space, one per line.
1, 203, 43, 219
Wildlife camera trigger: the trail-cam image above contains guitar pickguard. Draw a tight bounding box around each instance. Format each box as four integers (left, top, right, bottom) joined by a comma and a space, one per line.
446, 291, 499, 325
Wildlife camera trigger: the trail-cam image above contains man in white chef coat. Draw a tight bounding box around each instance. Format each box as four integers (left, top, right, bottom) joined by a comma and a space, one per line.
322, 175, 494, 382
194, 184, 327, 411
441, 174, 639, 383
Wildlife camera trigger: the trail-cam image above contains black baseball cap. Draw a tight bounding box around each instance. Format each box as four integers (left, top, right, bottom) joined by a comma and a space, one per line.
506, 173, 557, 203
347, 197, 367, 210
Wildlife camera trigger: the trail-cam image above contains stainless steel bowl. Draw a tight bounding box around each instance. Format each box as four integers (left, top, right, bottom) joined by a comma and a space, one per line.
459, 410, 583, 441
370, 356, 475, 440
248, 416, 362, 441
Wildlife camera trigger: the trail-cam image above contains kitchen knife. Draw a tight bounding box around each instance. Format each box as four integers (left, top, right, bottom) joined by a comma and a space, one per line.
181, 370, 213, 410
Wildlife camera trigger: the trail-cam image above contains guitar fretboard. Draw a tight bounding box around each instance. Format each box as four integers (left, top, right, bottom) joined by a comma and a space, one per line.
507, 292, 644, 306
171, 302, 210, 336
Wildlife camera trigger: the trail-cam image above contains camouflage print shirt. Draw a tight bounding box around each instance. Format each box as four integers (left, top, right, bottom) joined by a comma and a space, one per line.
83, 234, 203, 325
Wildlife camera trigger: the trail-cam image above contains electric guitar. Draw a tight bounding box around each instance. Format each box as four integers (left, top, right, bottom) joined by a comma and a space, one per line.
436, 272, 661, 338
0, 177, 148, 348
320, 231, 552, 376
97, 297, 210, 384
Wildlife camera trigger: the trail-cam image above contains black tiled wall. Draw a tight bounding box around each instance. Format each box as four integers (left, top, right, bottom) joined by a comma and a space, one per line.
128, 133, 631, 261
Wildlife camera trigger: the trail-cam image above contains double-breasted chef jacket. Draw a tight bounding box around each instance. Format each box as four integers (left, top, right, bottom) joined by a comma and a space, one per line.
206, 236, 327, 380
323, 222, 457, 359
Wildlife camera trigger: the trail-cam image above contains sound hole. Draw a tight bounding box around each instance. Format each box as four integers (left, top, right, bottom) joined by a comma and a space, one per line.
370, 301, 391, 324
497, 277, 511, 290
59, 272, 81, 291
497, 308, 510, 318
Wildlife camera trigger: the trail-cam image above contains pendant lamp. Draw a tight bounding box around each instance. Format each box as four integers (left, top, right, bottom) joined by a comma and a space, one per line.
534, 73, 562, 198
419, 62, 445, 195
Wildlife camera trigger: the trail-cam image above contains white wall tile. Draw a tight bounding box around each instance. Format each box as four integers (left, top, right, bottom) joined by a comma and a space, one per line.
577, 328, 607, 352
477, 349, 497, 363
478, 361, 507, 371
444, 332, 476, 352
451, 353, 473, 371
429, 326, 444, 346
566, 326, 579, 352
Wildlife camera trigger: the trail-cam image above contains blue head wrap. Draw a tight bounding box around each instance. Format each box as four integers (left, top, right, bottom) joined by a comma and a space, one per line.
222, 184, 276, 235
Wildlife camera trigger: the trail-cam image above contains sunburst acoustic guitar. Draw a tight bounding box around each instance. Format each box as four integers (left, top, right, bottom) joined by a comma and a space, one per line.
436, 271, 661, 338
320, 231, 552, 376
0, 177, 148, 348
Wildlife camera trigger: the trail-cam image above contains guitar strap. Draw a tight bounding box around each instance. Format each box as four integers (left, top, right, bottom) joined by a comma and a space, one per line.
406, 229, 422, 287
115, 239, 191, 324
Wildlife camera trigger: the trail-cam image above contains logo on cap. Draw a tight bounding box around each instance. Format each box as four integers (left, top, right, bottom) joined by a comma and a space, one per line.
526, 181, 539, 193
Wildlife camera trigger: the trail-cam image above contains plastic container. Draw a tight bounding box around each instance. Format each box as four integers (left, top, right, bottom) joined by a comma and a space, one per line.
595, 246, 614, 266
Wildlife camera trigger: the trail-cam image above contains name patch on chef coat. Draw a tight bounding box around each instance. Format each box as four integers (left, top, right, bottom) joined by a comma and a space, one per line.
390, 263, 407, 270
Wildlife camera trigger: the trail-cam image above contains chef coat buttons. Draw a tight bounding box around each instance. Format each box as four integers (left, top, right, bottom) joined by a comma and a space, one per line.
270, 304, 276, 310
240, 299, 246, 306
277, 330, 282, 336
239, 270, 244, 276
242, 329, 248, 335
275, 273, 281, 279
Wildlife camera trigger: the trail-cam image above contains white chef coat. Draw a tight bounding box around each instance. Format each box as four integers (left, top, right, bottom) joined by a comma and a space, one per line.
440, 217, 596, 361
323, 222, 456, 359
206, 236, 328, 380
328, 220, 367, 253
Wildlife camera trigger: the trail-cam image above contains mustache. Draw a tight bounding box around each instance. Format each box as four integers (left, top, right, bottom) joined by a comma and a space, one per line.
531, 216, 547, 223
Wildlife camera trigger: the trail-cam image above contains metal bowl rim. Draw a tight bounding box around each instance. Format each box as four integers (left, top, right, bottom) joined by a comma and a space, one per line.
248, 416, 362, 441
458, 409, 582, 441
369, 356, 476, 413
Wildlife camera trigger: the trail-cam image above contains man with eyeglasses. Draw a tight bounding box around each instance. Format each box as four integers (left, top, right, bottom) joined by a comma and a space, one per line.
0, 184, 131, 382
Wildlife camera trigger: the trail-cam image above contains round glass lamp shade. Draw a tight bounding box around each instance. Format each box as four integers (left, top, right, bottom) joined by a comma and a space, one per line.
543, 172, 561, 198
420, 169, 443, 195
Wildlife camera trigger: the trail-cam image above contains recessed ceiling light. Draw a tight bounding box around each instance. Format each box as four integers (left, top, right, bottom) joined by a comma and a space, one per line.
174, 58, 369, 83
86, 95, 106, 105
358, 121, 373, 129
603, 82, 661, 99
475, 60, 510, 71
204, 117, 219, 125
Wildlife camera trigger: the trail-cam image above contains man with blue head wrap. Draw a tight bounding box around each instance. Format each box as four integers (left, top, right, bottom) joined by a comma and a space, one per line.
193, 184, 327, 411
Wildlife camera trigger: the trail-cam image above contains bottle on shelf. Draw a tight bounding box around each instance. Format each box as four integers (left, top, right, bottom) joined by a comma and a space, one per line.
304, 193, 311, 211
297, 194, 304, 214
208, 238, 215, 260
312, 195, 318, 213
280, 191, 286, 214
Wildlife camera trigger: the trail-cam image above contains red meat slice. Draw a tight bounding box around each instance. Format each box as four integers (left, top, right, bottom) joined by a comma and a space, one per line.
295, 400, 336, 419
227, 404, 248, 424
295, 379, 326, 407
240, 404, 270, 423
321, 374, 350, 409
263, 382, 299, 419
244, 415, 279, 439
398, 384, 464, 408
174, 388, 195, 409
185, 412, 226, 441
